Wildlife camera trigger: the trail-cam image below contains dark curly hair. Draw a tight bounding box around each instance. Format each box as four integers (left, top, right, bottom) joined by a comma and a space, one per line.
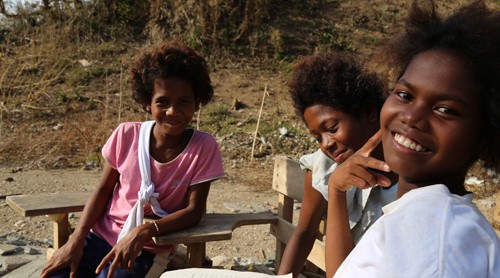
379, 0, 500, 171
130, 41, 214, 110
289, 52, 385, 121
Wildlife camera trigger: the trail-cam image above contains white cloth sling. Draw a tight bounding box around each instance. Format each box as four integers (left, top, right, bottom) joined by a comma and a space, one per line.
117, 120, 169, 242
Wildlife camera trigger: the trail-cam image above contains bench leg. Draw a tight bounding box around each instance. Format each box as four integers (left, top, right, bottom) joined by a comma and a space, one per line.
46, 213, 71, 259
185, 243, 205, 268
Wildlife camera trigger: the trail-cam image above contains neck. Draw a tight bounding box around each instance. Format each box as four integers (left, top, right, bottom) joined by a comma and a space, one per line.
396, 173, 469, 198
153, 127, 190, 150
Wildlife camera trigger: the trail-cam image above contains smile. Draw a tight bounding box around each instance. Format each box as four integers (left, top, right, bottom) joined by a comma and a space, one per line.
394, 133, 427, 152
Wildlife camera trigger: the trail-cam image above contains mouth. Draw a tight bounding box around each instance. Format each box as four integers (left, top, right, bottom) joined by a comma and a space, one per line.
332, 149, 348, 163
393, 133, 428, 152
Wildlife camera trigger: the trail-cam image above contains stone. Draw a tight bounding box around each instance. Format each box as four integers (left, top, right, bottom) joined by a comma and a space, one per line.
0, 244, 17, 255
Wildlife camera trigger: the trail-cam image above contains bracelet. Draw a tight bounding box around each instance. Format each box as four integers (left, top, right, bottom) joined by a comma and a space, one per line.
152, 221, 160, 235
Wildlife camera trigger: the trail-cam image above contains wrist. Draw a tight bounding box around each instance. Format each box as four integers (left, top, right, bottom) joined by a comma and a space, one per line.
330, 186, 348, 197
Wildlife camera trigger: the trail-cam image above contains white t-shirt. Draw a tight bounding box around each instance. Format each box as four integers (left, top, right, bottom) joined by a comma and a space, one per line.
334, 184, 500, 278
299, 149, 398, 242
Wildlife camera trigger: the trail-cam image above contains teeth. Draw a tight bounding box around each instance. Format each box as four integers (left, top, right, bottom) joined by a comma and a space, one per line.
394, 133, 427, 152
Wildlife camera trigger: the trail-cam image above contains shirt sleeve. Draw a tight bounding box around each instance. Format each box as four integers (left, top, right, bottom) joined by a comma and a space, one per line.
189, 132, 225, 186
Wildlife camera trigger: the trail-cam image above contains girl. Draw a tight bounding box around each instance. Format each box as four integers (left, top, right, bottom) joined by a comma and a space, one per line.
41, 42, 225, 278
327, 1, 500, 277
277, 52, 398, 278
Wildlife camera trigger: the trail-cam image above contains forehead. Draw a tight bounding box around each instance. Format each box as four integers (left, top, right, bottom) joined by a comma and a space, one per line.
303, 104, 355, 127
153, 78, 194, 97
401, 49, 481, 102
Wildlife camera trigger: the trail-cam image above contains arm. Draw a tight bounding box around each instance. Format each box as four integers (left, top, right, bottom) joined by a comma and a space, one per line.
325, 186, 353, 278
278, 170, 327, 277
325, 131, 391, 277
97, 181, 211, 277
41, 162, 119, 278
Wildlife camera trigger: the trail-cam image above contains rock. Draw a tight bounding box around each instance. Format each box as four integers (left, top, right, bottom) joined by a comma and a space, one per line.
0, 244, 17, 255
233, 257, 255, 267
23, 247, 40, 255
1, 256, 30, 272
211, 255, 231, 266
465, 176, 484, 186
278, 127, 288, 136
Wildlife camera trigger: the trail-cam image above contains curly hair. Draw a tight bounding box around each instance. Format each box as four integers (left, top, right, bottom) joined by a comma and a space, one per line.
289, 52, 385, 121
130, 41, 214, 110
380, 0, 500, 171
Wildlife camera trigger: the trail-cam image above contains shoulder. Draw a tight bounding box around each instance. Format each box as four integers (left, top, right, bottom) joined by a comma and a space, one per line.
113, 122, 142, 135
191, 129, 220, 146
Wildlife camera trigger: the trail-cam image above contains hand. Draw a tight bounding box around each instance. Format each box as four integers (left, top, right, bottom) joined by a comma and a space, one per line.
95, 225, 152, 278
328, 130, 392, 193
41, 239, 84, 278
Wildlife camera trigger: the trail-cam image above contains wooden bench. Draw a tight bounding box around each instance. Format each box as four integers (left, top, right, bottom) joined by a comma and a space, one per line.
5, 191, 277, 266
6, 191, 92, 258
270, 156, 327, 274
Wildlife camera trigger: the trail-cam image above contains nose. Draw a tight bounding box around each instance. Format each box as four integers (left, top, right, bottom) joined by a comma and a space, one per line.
320, 133, 335, 151
400, 103, 429, 131
166, 104, 176, 116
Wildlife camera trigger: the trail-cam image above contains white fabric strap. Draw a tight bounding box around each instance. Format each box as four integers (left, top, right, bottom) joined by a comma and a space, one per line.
117, 120, 169, 242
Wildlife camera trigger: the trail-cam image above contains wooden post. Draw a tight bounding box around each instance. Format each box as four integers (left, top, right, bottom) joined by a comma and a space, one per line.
46, 213, 71, 259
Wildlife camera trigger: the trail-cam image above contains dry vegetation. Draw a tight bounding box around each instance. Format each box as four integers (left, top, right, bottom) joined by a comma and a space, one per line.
0, 0, 499, 196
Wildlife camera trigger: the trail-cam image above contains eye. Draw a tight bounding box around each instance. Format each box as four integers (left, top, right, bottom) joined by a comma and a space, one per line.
435, 106, 459, 116
327, 125, 338, 134
395, 91, 412, 101
157, 100, 170, 107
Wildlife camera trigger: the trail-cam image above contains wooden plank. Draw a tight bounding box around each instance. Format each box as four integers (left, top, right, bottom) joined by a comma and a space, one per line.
6, 192, 91, 217
152, 212, 277, 246
271, 218, 326, 271
272, 156, 305, 202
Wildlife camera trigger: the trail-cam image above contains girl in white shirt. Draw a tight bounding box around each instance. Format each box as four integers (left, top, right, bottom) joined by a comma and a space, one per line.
326, 1, 500, 277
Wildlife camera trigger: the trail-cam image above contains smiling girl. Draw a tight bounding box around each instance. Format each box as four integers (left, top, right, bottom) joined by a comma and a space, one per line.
327, 1, 500, 277
41, 42, 224, 278
277, 52, 398, 278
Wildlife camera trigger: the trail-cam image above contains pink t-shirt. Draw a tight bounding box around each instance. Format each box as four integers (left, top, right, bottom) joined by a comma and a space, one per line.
92, 122, 225, 254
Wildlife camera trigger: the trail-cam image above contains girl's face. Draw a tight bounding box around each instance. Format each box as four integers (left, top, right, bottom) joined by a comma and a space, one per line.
304, 104, 377, 164
380, 49, 484, 190
148, 78, 198, 137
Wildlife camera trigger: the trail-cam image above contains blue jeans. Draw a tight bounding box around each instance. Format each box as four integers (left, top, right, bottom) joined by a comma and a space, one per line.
48, 232, 156, 278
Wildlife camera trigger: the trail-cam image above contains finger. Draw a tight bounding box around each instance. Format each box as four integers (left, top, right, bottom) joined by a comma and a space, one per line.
358, 130, 382, 157
107, 259, 119, 278
370, 170, 392, 187
338, 172, 372, 190
41, 262, 56, 278
70, 262, 79, 278
127, 252, 139, 272
348, 164, 380, 188
120, 254, 128, 269
353, 155, 391, 173
96, 252, 114, 274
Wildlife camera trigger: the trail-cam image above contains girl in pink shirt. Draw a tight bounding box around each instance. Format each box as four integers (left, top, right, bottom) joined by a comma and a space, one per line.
42, 41, 224, 278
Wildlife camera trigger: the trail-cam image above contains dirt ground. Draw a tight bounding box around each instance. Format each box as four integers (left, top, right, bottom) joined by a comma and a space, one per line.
0, 0, 499, 273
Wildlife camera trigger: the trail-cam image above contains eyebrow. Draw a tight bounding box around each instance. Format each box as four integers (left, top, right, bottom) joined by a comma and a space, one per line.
396, 78, 470, 107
